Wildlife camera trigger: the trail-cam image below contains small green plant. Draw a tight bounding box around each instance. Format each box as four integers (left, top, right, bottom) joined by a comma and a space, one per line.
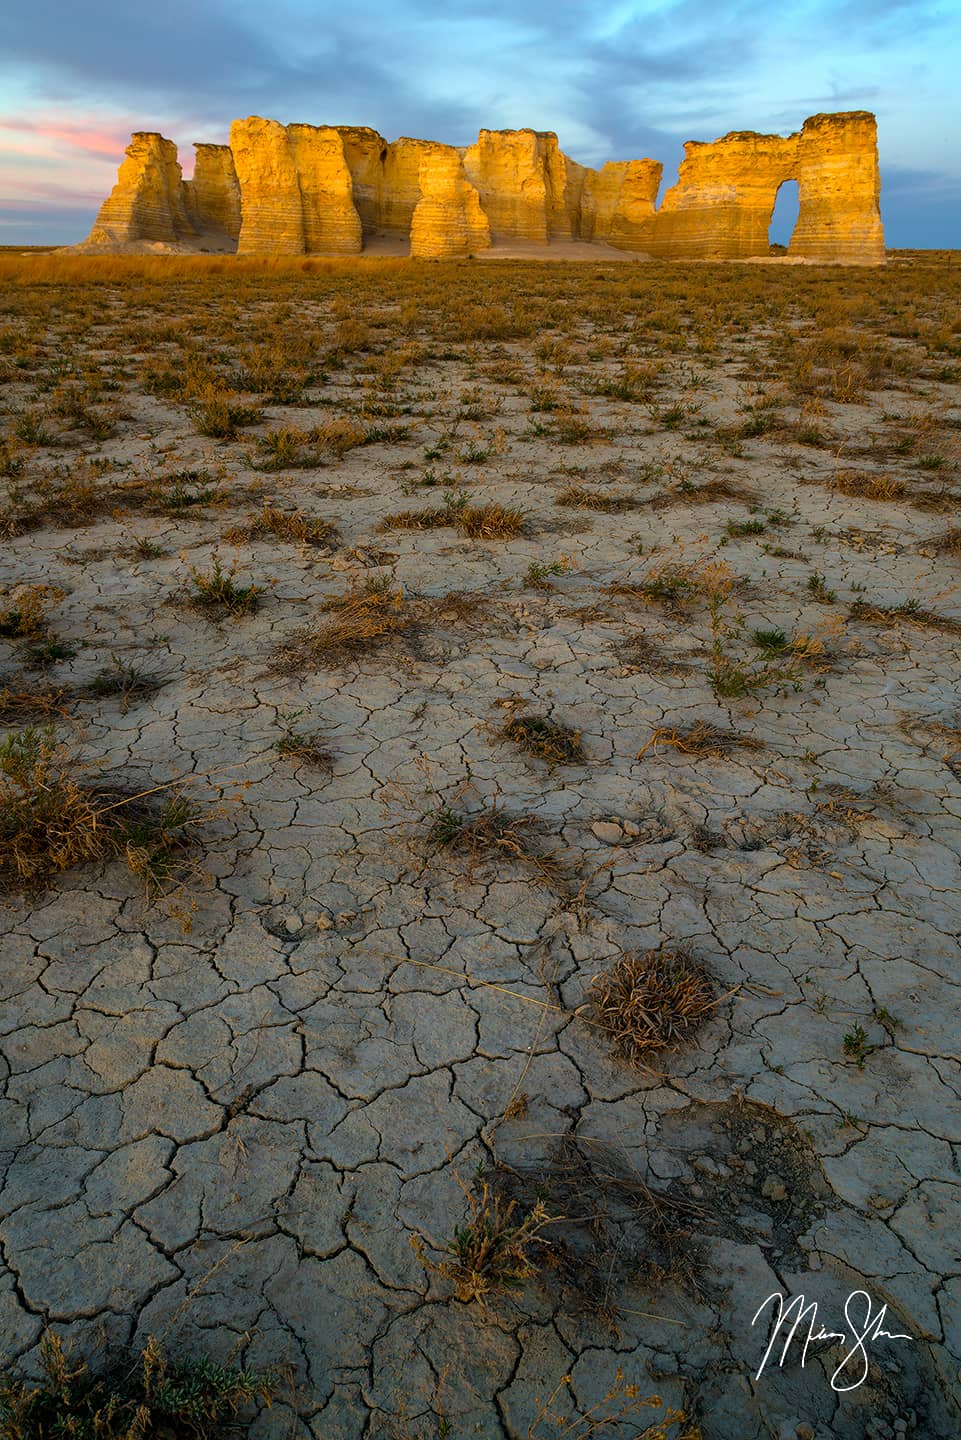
807, 571, 837, 603
501, 713, 585, 767
752, 627, 789, 654
725, 517, 767, 538
0, 1330, 276, 1440
842, 1023, 873, 1069
188, 558, 261, 616
524, 559, 569, 590
88, 655, 163, 709
273, 708, 332, 766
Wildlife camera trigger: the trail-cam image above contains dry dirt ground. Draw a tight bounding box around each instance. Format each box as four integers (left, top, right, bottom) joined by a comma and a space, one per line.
1, 251, 960, 1439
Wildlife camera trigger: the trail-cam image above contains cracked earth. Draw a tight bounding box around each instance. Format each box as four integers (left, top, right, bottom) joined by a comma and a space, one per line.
0, 254, 959, 1438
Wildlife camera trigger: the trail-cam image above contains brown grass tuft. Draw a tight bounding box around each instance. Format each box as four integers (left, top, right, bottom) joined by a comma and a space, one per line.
425, 801, 566, 889
555, 484, 636, 512
832, 469, 908, 501
636, 722, 764, 760
501, 713, 586, 766
585, 948, 719, 1065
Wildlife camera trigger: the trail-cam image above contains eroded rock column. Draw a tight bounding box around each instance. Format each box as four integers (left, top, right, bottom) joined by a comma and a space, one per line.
85, 132, 194, 247
410, 148, 491, 259
647, 131, 796, 259
789, 112, 885, 264
184, 144, 241, 242
287, 125, 363, 255
231, 116, 305, 256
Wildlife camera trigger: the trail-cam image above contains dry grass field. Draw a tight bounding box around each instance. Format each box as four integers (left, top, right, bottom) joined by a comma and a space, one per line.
1, 249, 959, 1440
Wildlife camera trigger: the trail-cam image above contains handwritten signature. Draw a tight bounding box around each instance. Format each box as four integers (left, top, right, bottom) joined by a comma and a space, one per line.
752, 1290, 913, 1392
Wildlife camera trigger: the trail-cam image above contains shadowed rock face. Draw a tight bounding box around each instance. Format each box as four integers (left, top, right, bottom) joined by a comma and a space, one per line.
80, 111, 886, 264
183, 144, 241, 241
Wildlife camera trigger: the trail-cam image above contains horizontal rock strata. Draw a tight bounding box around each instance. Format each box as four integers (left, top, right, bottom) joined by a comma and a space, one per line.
80, 111, 886, 264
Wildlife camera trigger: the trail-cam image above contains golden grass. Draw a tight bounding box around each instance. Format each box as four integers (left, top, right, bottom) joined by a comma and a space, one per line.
225, 502, 337, 547
0, 727, 201, 894
555, 484, 636, 512
831, 469, 908, 501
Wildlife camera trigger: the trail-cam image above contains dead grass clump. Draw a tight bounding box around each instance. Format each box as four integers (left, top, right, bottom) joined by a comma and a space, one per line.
646, 478, 757, 510
456, 501, 526, 540
501, 713, 586, 767
490, 1137, 706, 1317
636, 722, 764, 761
381, 495, 526, 540
425, 802, 566, 889
555, 484, 636, 513
290, 576, 409, 666
411, 1172, 554, 1303
930, 528, 961, 558
378, 505, 451, 532
0, 726, 201, 895
0, 686, 71, 724
228, 503, 337, 547
832, 469, 908, 501
585, 948, 719, 1065
848, 598, 961, 635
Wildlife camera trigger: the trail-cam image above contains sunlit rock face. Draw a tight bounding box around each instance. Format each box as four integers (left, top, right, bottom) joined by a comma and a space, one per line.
287, 125, 363, 255
581, 159, 664, 249
410, 146, 491, 258
83, 133, 193, 247
790, 112, 886, 263
462, 129, 552, 242
81, 111, 886, 264
230, 117, 305, 255
647, 112, 885, 264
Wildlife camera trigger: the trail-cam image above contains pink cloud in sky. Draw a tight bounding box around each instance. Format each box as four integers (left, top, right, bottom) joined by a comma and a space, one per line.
0, 114, 139, 160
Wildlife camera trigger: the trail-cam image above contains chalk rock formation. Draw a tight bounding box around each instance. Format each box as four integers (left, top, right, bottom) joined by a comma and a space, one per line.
80, 111, 885, 264
410, 148, 490, 258
183, 144, 241, 241
582, 160, 662, 249
336, 127, 389, 236
463, 130, 552, 243
647, 112, 884, 264
230, 117, 304, 255
649, 131, 799, 260
84, 132, 193, 247
790, 112, 885, 263
287, 125, 363, 255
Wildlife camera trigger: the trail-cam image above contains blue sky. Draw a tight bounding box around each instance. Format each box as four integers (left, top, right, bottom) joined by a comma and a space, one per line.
1, 0, 958, 246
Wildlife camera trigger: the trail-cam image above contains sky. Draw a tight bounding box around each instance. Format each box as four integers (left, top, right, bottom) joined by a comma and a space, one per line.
1, 0, 958, 247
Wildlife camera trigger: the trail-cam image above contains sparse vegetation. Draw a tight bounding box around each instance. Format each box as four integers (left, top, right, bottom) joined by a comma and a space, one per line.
0, 1331, 276, 1440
